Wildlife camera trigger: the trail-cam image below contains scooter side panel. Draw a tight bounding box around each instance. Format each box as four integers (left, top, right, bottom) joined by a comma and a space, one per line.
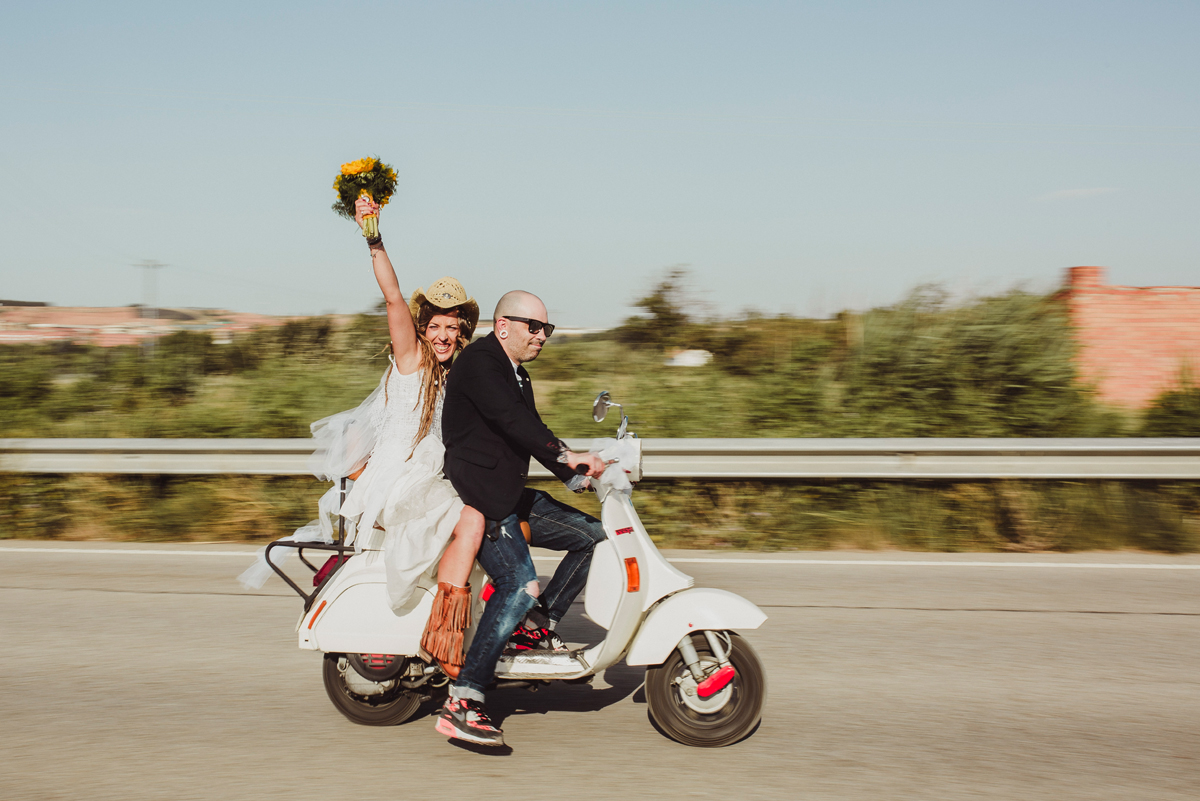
309, 582, 434, 656
602, 494, 692, 610
624, 587, 767, 666
583, 539, 622, 630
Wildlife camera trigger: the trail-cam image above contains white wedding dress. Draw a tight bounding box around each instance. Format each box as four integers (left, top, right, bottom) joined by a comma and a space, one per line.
239, 357, 463, 611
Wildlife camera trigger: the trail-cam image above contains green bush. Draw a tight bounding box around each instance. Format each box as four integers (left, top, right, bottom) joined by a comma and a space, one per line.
0, 281, 1137, 441
536, 284, 1128, 439
7, 277, 1199, 551
0, 314, 390, 438
3, 473, 1196, 553
1141, 380, 1200, 436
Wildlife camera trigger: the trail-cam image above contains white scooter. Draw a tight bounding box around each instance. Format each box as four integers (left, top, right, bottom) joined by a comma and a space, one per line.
265, 392, 768, 747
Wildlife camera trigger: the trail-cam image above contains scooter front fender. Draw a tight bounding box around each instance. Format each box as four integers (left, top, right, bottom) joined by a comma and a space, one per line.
624, 587, 767, 666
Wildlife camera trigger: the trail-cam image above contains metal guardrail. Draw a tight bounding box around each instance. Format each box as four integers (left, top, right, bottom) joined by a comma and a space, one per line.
3, 438, 1200, 479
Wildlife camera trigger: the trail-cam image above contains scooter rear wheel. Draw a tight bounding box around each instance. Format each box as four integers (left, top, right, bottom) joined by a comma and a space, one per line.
645, 631, 765, 747
322, 653, 423, 726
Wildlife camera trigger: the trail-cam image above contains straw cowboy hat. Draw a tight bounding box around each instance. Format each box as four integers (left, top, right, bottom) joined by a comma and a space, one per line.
409, 277, 480, 338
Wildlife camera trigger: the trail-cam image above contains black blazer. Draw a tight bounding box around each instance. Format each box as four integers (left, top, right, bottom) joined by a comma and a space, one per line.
441, 332, 577, 519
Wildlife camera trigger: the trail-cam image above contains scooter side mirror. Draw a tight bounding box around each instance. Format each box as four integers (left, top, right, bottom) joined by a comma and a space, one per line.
592, 391, 611, 422
593, 390, 622, 423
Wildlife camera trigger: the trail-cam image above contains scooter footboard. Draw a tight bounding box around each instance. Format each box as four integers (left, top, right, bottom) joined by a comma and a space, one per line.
624, 588, 767, 666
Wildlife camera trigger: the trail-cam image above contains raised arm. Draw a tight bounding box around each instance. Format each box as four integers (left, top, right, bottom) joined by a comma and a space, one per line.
355, 196, 421, 374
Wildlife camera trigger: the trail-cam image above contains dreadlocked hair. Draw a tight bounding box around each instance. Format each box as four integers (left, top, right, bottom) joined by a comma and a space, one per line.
386, 301, 474, 451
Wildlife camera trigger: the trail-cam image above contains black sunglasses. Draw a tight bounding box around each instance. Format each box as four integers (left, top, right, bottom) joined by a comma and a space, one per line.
502, 316, 555, 337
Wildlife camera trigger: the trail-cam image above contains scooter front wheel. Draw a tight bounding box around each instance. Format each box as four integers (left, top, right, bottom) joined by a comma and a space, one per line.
645, 631, 766, 747
322, 653, 424, 726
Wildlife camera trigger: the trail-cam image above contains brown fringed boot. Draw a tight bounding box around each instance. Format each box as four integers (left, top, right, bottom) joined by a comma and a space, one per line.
421, 582, 472, 680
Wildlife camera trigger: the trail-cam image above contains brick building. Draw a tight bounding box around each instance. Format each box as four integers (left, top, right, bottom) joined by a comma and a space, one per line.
1059, 266, 1200, 408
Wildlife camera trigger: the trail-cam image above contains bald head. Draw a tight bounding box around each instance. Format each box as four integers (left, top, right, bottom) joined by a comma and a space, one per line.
494, 290, 546, 322
494, 290, 551, 364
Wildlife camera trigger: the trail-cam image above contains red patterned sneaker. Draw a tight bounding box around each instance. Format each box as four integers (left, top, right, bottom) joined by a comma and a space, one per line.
435, 697, 505, 747
505, 625, 569, 654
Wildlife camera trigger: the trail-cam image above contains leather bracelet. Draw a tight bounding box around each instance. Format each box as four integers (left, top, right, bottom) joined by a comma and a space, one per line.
366, 234, 383, 247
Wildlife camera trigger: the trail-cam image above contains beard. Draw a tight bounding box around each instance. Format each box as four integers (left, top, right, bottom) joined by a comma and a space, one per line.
519, 340, 543, 362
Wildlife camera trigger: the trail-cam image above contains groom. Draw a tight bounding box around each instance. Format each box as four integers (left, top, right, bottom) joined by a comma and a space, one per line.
436, 289, 606, 747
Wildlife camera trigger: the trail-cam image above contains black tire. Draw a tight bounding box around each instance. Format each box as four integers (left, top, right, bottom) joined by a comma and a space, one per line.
645, 631, 766, 747
322, 653, 423, 726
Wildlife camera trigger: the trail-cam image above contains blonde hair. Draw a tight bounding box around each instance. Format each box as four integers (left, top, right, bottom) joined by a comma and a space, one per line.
385, 302, 473, 450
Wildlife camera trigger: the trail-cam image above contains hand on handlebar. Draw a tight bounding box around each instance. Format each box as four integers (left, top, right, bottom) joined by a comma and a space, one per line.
566, 451, 606, 478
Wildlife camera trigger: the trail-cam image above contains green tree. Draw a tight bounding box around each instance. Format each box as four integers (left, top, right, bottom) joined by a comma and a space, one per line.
616, 268, 692, 348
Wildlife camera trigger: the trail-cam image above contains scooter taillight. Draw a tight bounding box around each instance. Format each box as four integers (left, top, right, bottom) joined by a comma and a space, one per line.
481, 583, 495, 602
313, 555, 343, 587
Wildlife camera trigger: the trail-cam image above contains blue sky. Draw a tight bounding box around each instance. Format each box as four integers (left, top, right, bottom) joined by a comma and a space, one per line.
2, 1, 1197, 326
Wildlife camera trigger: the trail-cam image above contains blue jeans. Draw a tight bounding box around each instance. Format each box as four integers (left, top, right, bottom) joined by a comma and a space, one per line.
454, 489, 606, 696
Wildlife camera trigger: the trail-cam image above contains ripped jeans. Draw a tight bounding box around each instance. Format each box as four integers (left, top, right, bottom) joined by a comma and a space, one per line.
453, 489, 606, 696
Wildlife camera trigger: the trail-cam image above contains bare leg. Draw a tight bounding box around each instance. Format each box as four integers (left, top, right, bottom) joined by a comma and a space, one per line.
437, 504, 485, 587
423, 504, 486, 678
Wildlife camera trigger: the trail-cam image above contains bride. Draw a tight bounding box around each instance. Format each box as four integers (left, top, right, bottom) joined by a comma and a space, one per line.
240, 194, 484, 677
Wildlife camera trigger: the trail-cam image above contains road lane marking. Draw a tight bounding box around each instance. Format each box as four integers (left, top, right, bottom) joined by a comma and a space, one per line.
761, 604, 1200, 615
4, 585, 1197, 614
666, 558, 1200, 569
2, 547, 1199, 569
0, 548, 261, 556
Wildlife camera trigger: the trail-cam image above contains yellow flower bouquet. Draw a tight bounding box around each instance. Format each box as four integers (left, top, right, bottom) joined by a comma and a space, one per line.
332, 157, 398, 239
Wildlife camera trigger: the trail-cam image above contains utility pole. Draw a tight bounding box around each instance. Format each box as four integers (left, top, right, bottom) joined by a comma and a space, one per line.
134, 260, 168, 317
134, 260, 167, 357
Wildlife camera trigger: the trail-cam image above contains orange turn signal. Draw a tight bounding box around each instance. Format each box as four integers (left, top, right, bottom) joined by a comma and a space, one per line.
624, 557, 640, 593
307, 600, 327, 629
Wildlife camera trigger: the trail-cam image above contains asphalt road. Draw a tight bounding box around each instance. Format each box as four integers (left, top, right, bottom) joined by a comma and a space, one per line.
2, 542, 1198, 800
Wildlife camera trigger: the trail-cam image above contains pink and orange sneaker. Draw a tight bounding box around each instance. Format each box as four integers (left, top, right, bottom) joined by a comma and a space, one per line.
435, 697, 505, 747
505, 625, 569, 654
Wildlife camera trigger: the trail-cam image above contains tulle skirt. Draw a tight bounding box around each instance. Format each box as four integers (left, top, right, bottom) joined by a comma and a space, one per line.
239, 365, 463, 610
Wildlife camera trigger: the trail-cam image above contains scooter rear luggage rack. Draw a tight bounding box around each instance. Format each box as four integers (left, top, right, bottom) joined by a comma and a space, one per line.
265, 477, 357, 610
